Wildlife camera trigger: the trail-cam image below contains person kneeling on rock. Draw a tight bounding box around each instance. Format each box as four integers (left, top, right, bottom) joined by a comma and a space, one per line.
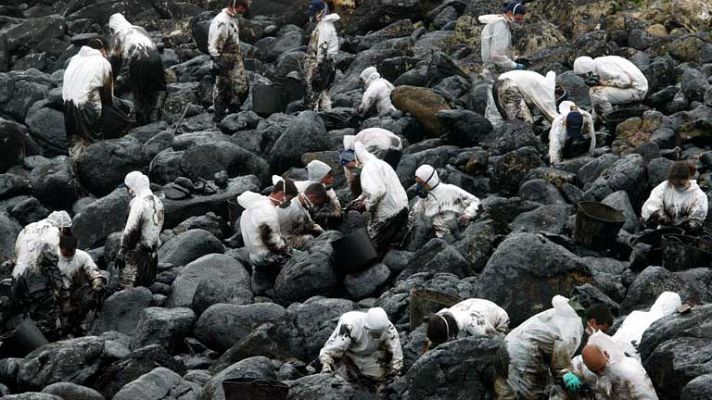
293, 160, 342, 229
277, 183, 328, 249
493, 70, 559, 126
548, 101, 596, 164
320, 307, 403, 389
424, 298, 509, 352
641, 161, 708, 233
408, 164, 481, 240
357, 66, 397, 117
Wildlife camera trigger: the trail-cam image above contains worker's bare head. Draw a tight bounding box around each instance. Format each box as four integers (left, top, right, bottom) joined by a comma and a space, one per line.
425, 313, 459, 350
272, 179, 298, 203
227, 0, 250, 15
582, 344, 610, 376
668, 161, 694, 190
304, 183, 328, 207
59, 234, 78, 258
503, 1, 526, 24
87, 38, 107, 57
584, 304, 614, 334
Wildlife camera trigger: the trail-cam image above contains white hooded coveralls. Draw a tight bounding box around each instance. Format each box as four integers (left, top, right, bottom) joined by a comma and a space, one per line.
121, 172, 164, 253
502, 295, 583, 399
354, 142, 408, 238
304, 13, 341, 111
62, 47, 113, 110
343, 128, 402, 158
13, 211, 72, 279
548, 101, 596, 164
57, 249, 104, 291
358, 66, 396, 116
437, 298, 510, 338
612, 291, 682, 360
641, 180, 708, 226
238, 191, 288, 265
496, 70, 559, 123
292, 160, 342, 218
479, 15, 517, 72
108, 13, 157, 62
276, 194, 323, 249
573, 56, 649, 121
409, 165, 481, 238
320, 310, 403, 380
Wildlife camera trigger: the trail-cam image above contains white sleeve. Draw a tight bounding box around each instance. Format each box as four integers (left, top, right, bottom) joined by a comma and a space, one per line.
585, 113, 596, 154
641, 183, 666, 221
207, 18, 227, 58
359, 85, 378, 112
689, 189, 709, 223
359, 165, 387, 211
384, 323, 403, 374
549, 117, 565, 164
121, 203, 143, 250
459, 189, 481, 219
319, 320, 353, 367
327, 27, 339, 57
597, 62, 633, 88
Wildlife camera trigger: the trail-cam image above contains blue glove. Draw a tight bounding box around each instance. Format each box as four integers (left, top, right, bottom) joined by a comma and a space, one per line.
515, 63, 526, 70
563, 371, 583, 392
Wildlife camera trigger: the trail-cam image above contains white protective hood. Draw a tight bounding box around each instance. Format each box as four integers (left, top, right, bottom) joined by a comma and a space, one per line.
307, 160, 332, 182
62, 46, 112, 106
499, 69, 559, 122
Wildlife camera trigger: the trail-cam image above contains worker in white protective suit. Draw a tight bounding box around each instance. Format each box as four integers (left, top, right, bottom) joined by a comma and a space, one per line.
238, 191, 289, 295
357, 66, 396, 116
55, 234, 106, 337
342, 128, 403, 196
549, 101, 596, 164
62, 40, 114, 162
612, 291, 681, 360
494, 70, 559, 125
116, 171, 164, 289
108, 13, 166, 124
573, 55, 648, 123
304, 0, 340, 111
424, 298, 509, 350
479, 1, 527, 73
408, 164, 481, 238
292, 160, 342, 229
13, 211, 73, 279
277, 183, 327, 249
567, 332, 659, 399
344, 142, 408, 253
495, 295, 584, 399
208, 0, 250, 122
320, 307, 403, 387
641, 161, 708, 232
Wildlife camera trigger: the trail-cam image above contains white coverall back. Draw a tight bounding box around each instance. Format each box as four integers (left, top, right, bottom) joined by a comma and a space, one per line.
438, 298, 510, 338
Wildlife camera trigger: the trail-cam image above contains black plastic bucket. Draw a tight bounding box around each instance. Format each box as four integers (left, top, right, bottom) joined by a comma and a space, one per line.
661, 234, 712, 272
630, 227, 684, 271
603, 106, 647, 135
409, 289, 462, 330
227, 198, 243, 230
6, 317, 49, 356
574, 202, 626, 250
331, 228, 378, 274
222, 378, 289, 400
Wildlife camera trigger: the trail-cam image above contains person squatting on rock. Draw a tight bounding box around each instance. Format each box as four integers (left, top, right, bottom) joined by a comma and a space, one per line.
208, 0, 251, 122
293, 160, 342, 228
573, 55, 649, 123
357, 66, 397, 116
62, 39, 114, 162
495, 295, 584, 399
304, 0, 340, 112
424, 298, 509, 351
493, 69, 559, 125
548, 101, 596, 164
276, 183, 327, 249
342, 128, 403, 197
479, 0, 527, 74
108, 13, 167, 124
55, 234, 106, 338
238, 190, 289, 296
343, 142, 409, 253
641, 161, 708, 232
117, 171, 164, 289
320, 307, 403, 389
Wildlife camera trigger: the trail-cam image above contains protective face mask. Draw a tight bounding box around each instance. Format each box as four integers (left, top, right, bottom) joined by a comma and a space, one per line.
279, 199, 292, 209
415, 184, 429, 199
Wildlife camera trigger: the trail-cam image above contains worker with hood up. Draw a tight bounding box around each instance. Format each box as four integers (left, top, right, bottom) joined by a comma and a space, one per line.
62, 39, 114, 162
320, 307, 403, 386
277, 183, 327, 249
495, 295, 584, 399
357, 66, 396, 116
549, 100, 596, 164
344, 142, 409, 253
238, 190, 289, 295
479, 0, 527, 74
612, 291, 681, 360
424, 298, 509, 351
116, 171, 164, 289
573, 55, 648, 123
55, 234, 106, 337
208, 0, 251, 122
494, 69, 559, 125
108, 13, 166, 124
304, 0, 340, 112
641, 161, 708, 232
343, 128, 403, 196
293, 160, 342, 228
408, 164, 481, 238
13, 211, 73, 280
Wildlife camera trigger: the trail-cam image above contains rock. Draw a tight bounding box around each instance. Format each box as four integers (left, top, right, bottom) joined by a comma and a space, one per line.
509, 204, 573, 235
487, 120, 539, 156
287, 298, 356, 361
344, 263, 392, 299
401, 239, 470, 279
210, 323, 292, 373
476, 232, 593, 326
0, 212, 22, 264
195, 303, 288, 352
75, 137, 148, 197
90, 287, 153, 336
174, 213, 228, 240
669, 35, 709, 63
268, 111, 330, 174
150, 149, 184, 185
273, 232, 340, 306
41, 383, 104, 400
25, 106, 66, 157
583, 154, 647, 208
2, 14, 64, 52
166, 253, 252, 313
0, 117, 41, 173
682, 374, 712, 400
113, 367, 200, 400
602, 190, 639, 233
30, 156, 81, 210
180, 140, 269, 183
130, 307, 195, 353
392, 86, 451, 137
200, 356, 276, 400
72, 188, 130, 248
452, 220, 497, 274
491, 147, 545, 196
437, 109, 493, 147
0, 173, 29, 200
405, 336, 501, 400
158, 229, 224, 268
10, 197, 49, 226
17, 336, 105, 391
3, 394, 62, 400
681, 68, 710, 103
619, 266, 701, 314
642, 57, 675, 94
518, 179, 566, 205
287, 373, 377, 400
524, 167, 577, 190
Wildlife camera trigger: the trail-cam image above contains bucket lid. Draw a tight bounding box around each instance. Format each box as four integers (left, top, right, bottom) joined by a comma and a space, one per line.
577, 202, 626, 223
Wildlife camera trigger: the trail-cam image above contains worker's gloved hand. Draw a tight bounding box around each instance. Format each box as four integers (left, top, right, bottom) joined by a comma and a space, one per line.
91, 278, 105, 292
514, 63, 526, 70
356, 104, 366, 114
321, 363, 334, 374
563, 371, 583, 392
584, 74, 601, 87
679, 219, 702, 232
116, 247, 127, 263
458, 214, 472, 226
